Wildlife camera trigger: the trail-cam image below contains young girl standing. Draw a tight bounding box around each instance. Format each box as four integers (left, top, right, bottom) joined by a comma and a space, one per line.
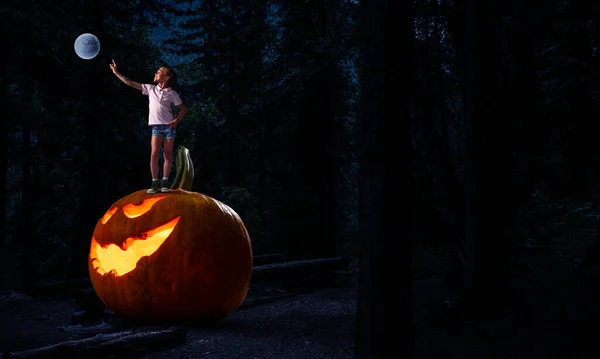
109, 59, 187, 193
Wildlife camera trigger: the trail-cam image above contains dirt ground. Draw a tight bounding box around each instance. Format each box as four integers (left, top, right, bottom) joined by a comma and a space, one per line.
0, 291, 75, 352
3, 237, 600, 358
142, 287, 357, 359
0, 280, 357, 359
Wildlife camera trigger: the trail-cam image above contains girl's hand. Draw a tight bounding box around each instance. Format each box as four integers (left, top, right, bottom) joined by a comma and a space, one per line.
168, 119, 179, 128
109, 59, 119, 74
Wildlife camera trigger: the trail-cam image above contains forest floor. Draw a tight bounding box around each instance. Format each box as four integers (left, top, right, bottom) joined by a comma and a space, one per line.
3, 200, 600, 358
4, 245, 596, 359
0, 278, 357, 359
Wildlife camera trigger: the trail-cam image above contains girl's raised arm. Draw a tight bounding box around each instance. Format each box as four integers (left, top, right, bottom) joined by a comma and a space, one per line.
109, 60, 142, 91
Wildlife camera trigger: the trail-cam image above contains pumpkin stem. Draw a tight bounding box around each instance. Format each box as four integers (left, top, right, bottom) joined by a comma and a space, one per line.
170, 146, 194, 191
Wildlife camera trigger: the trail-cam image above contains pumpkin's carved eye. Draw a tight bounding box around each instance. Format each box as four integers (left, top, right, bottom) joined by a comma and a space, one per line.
100, 207, 118, 224
101, 196, 167, 225
122, 196, 166, 218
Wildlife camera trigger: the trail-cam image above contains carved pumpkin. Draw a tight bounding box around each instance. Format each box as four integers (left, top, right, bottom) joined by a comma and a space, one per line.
88, 146, 252, 321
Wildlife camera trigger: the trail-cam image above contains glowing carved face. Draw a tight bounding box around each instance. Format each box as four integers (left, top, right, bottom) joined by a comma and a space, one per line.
89, 196, 180, 276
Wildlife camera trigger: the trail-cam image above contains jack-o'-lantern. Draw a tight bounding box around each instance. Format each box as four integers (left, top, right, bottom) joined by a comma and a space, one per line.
88, 146, 252, 321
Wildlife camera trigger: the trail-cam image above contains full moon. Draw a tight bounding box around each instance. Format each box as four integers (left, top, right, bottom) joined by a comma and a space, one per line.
74, 33, 101, 60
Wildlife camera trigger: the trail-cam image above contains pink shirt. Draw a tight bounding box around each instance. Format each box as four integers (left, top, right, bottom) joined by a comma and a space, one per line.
141, 84, 183, 126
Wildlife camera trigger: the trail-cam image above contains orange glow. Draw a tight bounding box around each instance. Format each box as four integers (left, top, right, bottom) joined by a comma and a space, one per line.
90, 216, 180, 276
122, 196, 166, 218
100, 207, 118, 224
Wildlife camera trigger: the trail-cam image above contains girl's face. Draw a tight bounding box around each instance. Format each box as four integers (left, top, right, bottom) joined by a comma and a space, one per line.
154, 68, 170, 83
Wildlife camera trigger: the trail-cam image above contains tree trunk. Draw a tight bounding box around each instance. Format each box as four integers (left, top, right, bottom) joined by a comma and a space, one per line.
432, 0, 467, 290
227, 5, 239, 186
563, 3, 594, 194
449, 0, 468, 99
355, 0, 413, 357
253, 0, 267, 205
69, 0, 105, 278
0, 69, 7, 290
194, 0, 219, 190
17, 4, 37, 290
18, 124, 36, 290
463, 0, 513, 315
507, 0, 536, 226
321, 0, 341, 257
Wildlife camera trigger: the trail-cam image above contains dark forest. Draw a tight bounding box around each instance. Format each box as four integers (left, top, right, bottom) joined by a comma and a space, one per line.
2, 0, 600, 357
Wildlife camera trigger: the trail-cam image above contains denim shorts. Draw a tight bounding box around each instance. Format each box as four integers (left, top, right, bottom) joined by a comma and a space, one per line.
151, 124, 176, 139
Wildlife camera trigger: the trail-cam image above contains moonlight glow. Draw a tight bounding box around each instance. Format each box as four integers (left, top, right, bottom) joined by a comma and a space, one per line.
74, 33, 101, 60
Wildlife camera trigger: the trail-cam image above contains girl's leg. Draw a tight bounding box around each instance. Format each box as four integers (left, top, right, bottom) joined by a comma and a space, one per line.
150, 135, 163, 180
163, 138, 175, 180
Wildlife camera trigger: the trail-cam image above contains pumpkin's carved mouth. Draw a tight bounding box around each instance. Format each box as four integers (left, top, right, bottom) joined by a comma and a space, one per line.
90, 216, 180, 276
